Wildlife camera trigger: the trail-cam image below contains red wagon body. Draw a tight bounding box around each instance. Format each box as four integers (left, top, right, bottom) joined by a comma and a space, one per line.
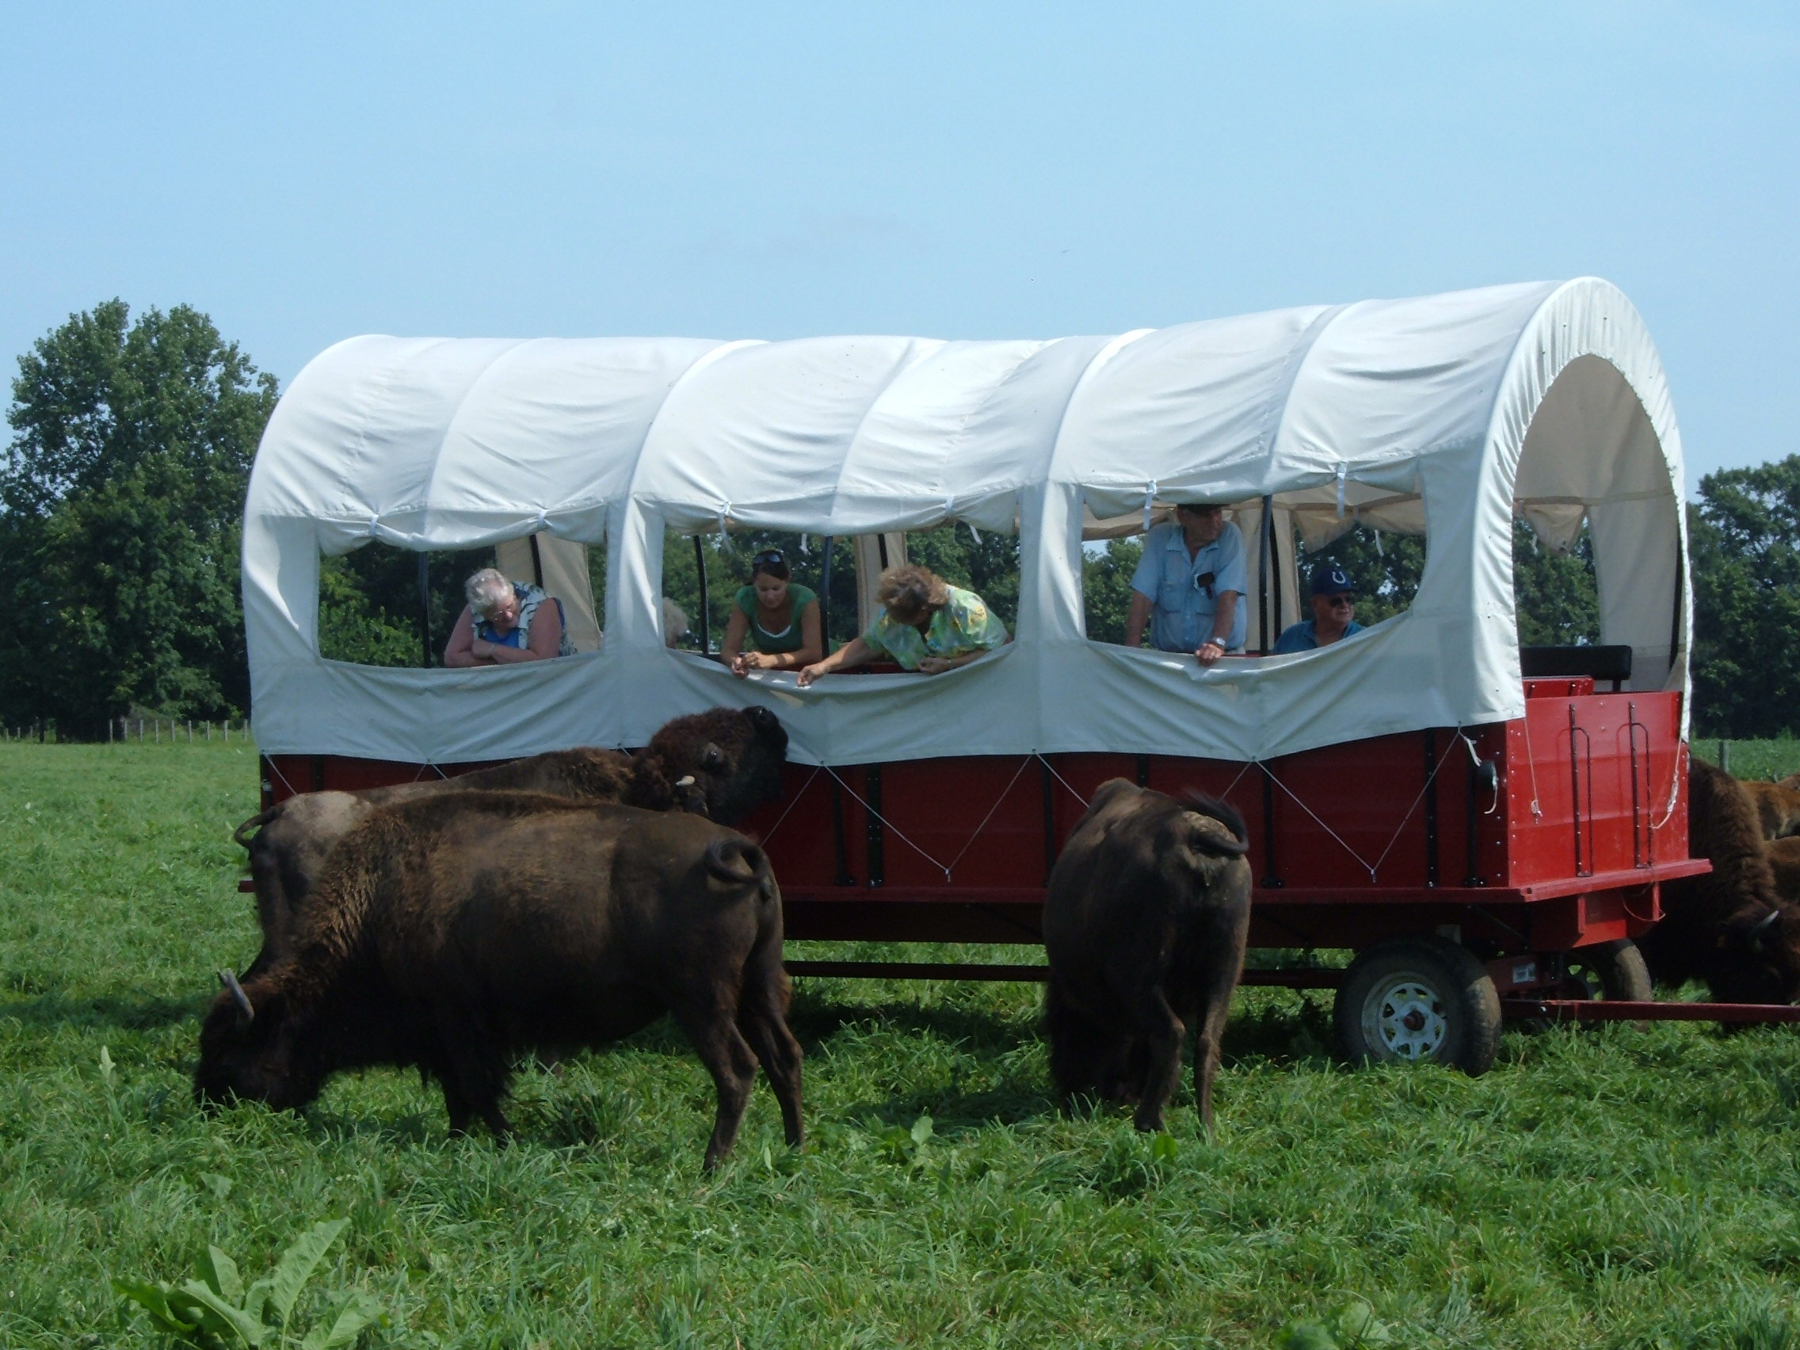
256, 676, 1706, 1014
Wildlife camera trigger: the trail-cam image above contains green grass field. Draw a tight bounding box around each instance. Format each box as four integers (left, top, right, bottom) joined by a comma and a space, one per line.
4, 742, 1800, 1348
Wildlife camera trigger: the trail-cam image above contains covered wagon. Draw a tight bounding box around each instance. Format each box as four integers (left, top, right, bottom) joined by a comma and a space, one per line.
243, 277, 1713, 1073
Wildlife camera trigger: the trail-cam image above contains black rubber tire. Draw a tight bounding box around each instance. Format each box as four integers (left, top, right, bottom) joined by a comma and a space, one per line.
1334, 934, 1503, 1076
1562, 938, 1654, 1003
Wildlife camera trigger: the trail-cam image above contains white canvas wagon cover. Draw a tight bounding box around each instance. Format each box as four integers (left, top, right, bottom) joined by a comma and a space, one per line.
243, 277, 1689, 766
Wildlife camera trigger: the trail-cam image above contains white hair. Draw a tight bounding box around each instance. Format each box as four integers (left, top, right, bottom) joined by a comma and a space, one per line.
661, 597, 690, 648
465, 568, 514, 617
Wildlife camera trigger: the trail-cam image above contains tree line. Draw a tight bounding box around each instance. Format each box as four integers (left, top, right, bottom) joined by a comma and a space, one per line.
2, 302, 1793, 738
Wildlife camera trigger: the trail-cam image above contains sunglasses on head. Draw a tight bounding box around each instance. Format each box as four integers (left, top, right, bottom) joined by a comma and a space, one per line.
752, 549, 785, 568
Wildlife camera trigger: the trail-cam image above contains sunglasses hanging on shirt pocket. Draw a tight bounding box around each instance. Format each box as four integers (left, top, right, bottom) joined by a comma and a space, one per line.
1193, 570, 1216, 599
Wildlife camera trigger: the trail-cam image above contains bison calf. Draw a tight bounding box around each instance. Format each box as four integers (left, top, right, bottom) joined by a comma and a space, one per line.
198, 793, 802, 1170
1042, 779, 1252, 1134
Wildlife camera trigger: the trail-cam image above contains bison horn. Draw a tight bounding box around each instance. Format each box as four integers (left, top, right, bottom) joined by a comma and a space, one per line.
675, 775, 696, 788
218, 969, 255, 1024
1749, 907, 1783, 952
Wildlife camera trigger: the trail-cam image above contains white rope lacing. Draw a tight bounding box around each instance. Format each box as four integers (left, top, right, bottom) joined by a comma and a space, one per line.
716, 503, 732, 549
940, 756, 1033, 878
1518, 705, 1545, 819
1143, 480, 1158, 535
824, 765, 956, 881
1260, 732, 1465, 883
756, 765, 823, 847
1335, 462, 1348, 520
1650, 739, 1686, 831
1035, 754, 1091, 808
1221, 758, 1257, 801
1458, 731, 1501, 815
263, 756, 300, 800
823, 757, 1034, 883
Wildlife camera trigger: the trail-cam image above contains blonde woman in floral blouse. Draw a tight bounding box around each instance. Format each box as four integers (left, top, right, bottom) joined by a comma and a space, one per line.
797, 564, 1009, 687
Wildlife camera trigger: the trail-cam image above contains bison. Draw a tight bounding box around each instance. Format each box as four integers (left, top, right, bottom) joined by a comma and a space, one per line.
198, 792, 803, 1170
1640, 757, 1800, 1005
1743, 778, 1800, 841
1041, 779, 1252, 1134
233, 707, 788, 976
1766, 836, 1800, 906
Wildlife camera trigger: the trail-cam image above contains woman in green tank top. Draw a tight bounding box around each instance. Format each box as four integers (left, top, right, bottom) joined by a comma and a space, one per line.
722, 548, 824, 677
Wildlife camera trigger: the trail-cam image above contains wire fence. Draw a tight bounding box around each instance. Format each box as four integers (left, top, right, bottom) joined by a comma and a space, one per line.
0, 718, 253, 745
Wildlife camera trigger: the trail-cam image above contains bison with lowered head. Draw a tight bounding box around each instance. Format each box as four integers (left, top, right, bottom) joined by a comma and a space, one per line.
1042, 779, 1252, 1134
199, 792, 803, 1170
1640, 757, 1800, 1005
234, 706, 788, 977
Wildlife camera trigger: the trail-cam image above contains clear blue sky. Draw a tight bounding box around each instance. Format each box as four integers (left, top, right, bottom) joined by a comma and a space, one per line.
1, 2, 1793, 487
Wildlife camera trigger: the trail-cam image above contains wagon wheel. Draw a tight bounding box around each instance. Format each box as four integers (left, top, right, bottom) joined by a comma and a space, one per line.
1559, 938, 1653, 1003
1334, 935, 1502, 1076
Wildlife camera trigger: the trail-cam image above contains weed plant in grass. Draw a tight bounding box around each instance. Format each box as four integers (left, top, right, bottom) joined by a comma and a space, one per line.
4, 742, 1800, 1347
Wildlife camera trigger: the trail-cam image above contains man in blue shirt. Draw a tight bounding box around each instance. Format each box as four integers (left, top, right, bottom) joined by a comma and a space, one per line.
1274, 563, 1365, 654
1125, 502, 1249, 665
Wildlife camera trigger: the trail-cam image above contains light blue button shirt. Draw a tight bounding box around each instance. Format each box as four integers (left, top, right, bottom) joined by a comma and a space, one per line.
1129, 521, 1249, 653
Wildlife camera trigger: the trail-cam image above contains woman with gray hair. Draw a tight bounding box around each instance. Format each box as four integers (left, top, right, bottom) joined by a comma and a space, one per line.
444, 567, 575, 667
796, 563, 1008, 686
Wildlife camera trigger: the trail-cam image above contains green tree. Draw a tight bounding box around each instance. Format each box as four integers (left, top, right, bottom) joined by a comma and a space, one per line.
1688, 455, 1800, 738
1082, 537, 1143, 644
0, 301, 278, 726
1512, 520, 1600, 647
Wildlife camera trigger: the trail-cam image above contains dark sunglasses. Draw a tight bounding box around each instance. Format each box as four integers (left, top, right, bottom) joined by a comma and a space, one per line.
1325, 594, 1355, 608
752, 549, 785, 568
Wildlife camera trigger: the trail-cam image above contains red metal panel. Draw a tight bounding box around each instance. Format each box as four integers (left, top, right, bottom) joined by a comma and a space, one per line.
257, 687, 1696, 964
1501, 692, 1687, 887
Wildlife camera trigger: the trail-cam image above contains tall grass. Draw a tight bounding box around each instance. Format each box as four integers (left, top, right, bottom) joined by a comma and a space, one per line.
3, 742, 1799, 1347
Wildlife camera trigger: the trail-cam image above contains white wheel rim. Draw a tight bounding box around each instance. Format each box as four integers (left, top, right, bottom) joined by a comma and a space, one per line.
1362, 977, 1448, 1060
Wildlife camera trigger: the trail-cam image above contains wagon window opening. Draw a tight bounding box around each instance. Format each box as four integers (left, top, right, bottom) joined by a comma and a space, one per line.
1081, 502, 1286, 651
898, 522, 1021, 634
1080, 493, 1431, 654
663, 528, 858, 656
317, 536, 603, 668
1513, 517, 1600, 647
1301, 523, 1426, 628
664, 522, 1019, 663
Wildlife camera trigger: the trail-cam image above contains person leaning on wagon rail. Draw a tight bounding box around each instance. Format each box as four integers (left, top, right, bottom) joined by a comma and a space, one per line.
722, 548, 823, 678
796, 563, 1009, 686
1123, 501, 1248, 666
444, 567, 576, 667
1273, 563, 1365, 654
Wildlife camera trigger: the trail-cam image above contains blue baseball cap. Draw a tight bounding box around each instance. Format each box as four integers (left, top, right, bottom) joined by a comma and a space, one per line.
1310, 564, 1356, 597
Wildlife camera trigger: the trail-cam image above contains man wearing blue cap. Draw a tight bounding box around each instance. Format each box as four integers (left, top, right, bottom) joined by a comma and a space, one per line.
1124, 502, 1248, 666
1274, 563, 1365, 654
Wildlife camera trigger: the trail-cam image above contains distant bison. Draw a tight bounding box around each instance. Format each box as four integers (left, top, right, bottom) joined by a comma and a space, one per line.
233, 707, 788, 976
199, 793, 803, 1170
1766, 836, 1800, 907
1641, 757, 1800, 1005
1743, 778, 1800, 841
1042, 779, 1252, 1133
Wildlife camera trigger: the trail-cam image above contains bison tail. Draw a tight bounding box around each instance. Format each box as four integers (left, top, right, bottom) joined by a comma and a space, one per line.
1178, 791, 1251, 857
705, 837, 773, 894
232, 809, 276, 851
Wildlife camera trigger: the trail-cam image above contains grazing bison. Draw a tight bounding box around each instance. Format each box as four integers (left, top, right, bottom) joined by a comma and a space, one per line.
1766, 836, 1800, 906
1640, 757, 1800, 1005
1743, 778, 1800, 841
1042, 779, 1252, 1133
233, 707, 788, 975
198, 793, 803, 1170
